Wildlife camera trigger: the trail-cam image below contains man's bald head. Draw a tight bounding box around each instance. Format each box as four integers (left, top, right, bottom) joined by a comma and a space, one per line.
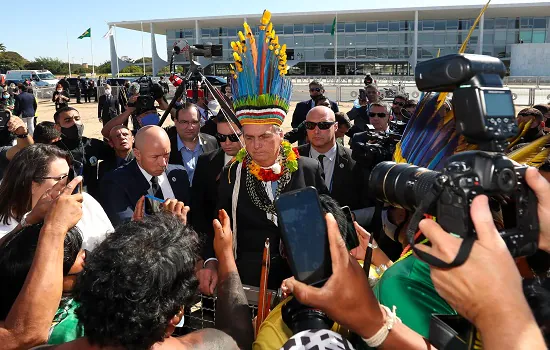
306, 106, 335, 122
134, 126, 171, 176
305, 106, 338, 153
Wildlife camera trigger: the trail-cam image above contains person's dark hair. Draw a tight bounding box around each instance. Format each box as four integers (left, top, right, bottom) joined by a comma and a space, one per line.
319, 195, 351, 244
74, 213, 201, 350
0, 223, 82, 320
33, 121, 62, 144
533, 104, 550, 115
404, 100, 418, 109
393, 94, 408, 102
335, 112, 351, 129
53, 106, 78, 123
0, 144, 71, 225
173, 102, 200, 122
523, 278, 550, 346
309, 80, 324, 90
518, 107, 544, 122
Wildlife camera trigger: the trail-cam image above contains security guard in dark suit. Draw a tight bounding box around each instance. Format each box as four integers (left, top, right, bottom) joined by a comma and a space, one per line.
98, 84, 120, 125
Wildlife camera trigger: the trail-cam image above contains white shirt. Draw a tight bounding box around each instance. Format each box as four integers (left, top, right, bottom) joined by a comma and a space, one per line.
224, 153, 233, 165
0, 193, 113, 251
309, 143, 338, 191
137, 163, 176, 200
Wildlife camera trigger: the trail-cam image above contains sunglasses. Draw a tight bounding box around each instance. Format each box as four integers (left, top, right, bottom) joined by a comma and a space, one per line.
216, 132, 242, 142
369, 112, 387, 118
393, 101, 405, 106
304, 121, 336, 130
309, 88, 322, 92
35, 173, 69, 181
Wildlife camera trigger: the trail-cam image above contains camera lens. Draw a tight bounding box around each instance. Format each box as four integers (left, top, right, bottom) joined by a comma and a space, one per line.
369, 162, 439, 211
497, 168, 516, 192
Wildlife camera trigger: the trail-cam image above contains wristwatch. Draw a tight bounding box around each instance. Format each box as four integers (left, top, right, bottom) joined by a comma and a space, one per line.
20, 211, 33, 228
16, 132, 29, 138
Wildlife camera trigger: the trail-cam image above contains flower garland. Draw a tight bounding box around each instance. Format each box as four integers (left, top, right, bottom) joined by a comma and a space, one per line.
235, 141, 299, 182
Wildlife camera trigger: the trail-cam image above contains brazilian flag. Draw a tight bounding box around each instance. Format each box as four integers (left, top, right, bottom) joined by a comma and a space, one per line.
78, 28, 91, 39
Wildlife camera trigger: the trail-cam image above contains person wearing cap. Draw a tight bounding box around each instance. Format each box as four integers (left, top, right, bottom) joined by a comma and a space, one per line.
197, 13, 328, 293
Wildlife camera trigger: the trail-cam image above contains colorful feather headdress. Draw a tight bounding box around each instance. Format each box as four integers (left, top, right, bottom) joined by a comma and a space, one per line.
229, 10, 292, 126
507, 133, 550, 168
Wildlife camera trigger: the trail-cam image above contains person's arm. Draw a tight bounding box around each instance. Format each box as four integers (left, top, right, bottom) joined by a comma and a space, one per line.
525, 167, 550, 253
418, 194, 546, 349
63, 91, 70, 102
101, 96, 137, 139
13, 96, 20, 116
32, 96, 37, 113
214, 209, 254, 350
5, 117, 33, 161
0, 177, 83, 350
283, 214, 436, 350
51, 92, 57, 103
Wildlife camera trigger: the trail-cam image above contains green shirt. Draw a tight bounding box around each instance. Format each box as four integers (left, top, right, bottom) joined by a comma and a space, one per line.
48, 298, 84, 344
373, 255, 456, 338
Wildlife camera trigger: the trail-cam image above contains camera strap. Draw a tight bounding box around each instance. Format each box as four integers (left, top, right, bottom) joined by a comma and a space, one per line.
406, 178, 476, 268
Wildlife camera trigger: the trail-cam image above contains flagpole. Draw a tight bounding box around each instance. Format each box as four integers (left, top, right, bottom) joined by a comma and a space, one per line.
90, 28, 95, 76
114, 25, 120, 78
140, 22, 146, 75
66, 29, 71, 77
334, 12, 338, 77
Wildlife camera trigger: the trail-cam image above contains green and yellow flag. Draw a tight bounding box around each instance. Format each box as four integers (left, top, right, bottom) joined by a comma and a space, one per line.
330, 17, 337, 36
78, 28, 91, 39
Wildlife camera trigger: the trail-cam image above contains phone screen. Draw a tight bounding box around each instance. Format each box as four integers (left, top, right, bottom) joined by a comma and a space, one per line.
359, 89, 366, 101
0, 111, 10, 130
341, 206, 359, 250
275, 187, 331, 286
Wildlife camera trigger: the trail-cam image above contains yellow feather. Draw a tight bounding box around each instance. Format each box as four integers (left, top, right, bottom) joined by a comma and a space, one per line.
528, 148, 550, 167
508, 133, 550, 164
507, 119, 534, 150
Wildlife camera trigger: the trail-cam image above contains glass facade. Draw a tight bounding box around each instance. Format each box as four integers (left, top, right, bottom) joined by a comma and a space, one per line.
165, 16, 550, 75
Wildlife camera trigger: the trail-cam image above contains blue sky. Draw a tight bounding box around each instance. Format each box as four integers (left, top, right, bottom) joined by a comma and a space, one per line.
3, 0, 547, 66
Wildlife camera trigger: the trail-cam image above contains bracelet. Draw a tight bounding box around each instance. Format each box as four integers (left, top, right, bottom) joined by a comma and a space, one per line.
362, 305, 401, 348
16, 133, 29, 138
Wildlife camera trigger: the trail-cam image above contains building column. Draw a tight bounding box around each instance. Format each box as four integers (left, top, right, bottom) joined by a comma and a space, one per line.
150, 23, 168, 76
195, 20, 200, 44
479, 13, 485, 54
412, 10, 418, 73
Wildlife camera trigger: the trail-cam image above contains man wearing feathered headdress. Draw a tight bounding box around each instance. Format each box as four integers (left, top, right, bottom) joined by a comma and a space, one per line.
196, 11, 328, 294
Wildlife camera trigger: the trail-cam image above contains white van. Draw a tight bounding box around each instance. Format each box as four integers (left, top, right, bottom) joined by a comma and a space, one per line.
6, 70, 58, 87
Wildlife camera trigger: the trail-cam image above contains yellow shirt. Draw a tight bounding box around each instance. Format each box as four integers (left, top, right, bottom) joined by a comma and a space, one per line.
253, 297, 348, 350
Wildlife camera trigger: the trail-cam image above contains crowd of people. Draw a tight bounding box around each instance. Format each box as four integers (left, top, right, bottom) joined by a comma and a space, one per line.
1, 16, 550, 350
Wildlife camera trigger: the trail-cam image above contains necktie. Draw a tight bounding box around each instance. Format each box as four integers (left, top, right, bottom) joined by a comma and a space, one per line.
150, 176, 164, 199
318, 154, 326, 171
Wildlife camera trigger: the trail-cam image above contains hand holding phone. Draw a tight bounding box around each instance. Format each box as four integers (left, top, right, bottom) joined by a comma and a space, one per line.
275, 187, 331, 286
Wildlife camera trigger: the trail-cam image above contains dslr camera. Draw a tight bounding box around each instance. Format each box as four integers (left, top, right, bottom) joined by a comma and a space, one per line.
351, 128, 402, 170
369, 54, 539, 267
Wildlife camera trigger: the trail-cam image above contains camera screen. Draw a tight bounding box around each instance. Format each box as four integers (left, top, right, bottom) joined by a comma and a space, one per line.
483, 91, 515, 117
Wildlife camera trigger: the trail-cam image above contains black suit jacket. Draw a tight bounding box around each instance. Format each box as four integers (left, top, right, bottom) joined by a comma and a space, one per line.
100, 159, 190, 226
216, 156, 328, 289
190, 148, 226, 259
298, 143, 364, 210
98, 94, 120, 124
166, 126, 219, 166
291, 99, 339, 128
97, 150, 135, 184
13, 91, 37, 118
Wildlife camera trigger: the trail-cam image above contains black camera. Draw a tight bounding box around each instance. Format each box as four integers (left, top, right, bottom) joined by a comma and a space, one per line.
282, 297, 334, 334
369, 54, 539, 268
130, 76, 165, 116
351, 128, 402, 170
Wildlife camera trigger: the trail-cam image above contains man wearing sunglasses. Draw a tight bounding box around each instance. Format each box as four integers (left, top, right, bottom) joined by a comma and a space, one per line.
291, 81, 339, 144
297, 106, 364, 210
369, 103, 391, 133
192, 114, 244, 295
516, 107, 545, 143
390, 94, 408, 121
166, 103, 218, 184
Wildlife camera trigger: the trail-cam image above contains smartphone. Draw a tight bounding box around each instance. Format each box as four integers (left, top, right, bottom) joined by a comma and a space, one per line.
68, 162, 83, 194
0, 111, 10, 130
145, 194, 165, 215
275, 187, 331, 286
359, 88, 366, 101
341, 206, 359, 251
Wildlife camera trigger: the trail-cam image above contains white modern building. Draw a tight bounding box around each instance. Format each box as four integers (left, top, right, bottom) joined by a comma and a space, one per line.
108, 2, 550, 77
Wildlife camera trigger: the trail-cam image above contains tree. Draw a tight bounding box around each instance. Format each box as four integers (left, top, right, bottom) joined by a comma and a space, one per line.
97, 61, 111, 74
25, 57, 64, 74
0, 43, 6, 52
0, 51, 28, 73
120, 65, 145, 74
133, 57, 152, 64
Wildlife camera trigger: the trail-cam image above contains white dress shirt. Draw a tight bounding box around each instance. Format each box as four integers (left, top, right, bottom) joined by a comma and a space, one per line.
309, 143, 338, 191
137, 163, 176, 200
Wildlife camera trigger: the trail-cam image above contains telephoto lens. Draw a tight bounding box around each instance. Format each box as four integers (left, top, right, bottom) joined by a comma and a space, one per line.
282, 298, 334, 334
369, 162, 439, 211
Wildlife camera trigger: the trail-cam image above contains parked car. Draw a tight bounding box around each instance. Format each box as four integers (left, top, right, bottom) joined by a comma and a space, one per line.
6, 70, 58, 87
106, 78, 132, 87
205, 75, 227, 86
